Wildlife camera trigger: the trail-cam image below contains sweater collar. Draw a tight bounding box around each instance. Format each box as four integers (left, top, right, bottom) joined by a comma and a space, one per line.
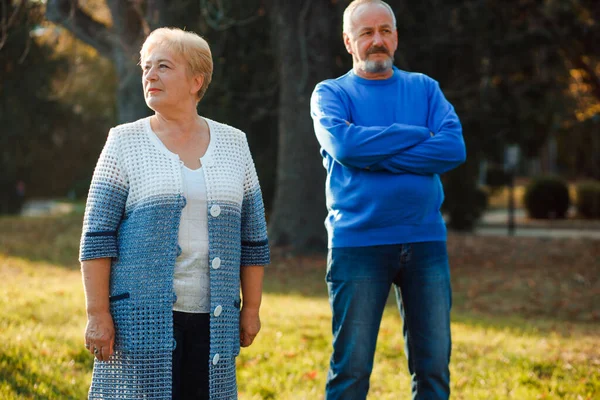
348, 66, 401, 86
144, 116, 217, 167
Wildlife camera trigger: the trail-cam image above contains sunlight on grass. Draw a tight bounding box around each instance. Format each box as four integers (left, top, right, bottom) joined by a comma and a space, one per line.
237, 292, 600, 400
1, 256, 599, 399
0, 256, 91, 399
1, 215, 599, 399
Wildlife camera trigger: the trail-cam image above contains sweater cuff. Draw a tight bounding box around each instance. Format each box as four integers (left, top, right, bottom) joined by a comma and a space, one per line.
79, 231, 118, 261
241, 239, 270, 266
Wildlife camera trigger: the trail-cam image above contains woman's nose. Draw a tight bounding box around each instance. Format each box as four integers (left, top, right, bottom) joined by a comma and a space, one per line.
145, 67, 157, 81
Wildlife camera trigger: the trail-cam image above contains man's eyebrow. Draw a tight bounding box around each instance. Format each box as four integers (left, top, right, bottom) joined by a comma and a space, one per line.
357, 23, 393, 32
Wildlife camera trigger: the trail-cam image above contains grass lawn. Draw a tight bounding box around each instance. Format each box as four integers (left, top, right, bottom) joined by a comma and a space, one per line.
0, 214, 599, 399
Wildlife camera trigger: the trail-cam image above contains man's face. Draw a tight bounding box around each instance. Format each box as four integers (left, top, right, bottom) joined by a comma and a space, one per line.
343, 3, 398, 78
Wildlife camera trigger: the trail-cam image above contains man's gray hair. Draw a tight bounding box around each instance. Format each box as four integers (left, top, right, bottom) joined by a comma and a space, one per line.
342, 0, 397, 34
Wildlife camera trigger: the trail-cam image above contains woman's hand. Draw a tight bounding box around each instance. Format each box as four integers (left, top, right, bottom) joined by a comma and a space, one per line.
240, 265, 264, 347
85, 311, 115, 361
239, 307, 261, 347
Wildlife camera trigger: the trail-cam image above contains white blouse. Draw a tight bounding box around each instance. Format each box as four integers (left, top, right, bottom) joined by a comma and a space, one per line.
172, 165, 210, 313
149, 127, 211, 313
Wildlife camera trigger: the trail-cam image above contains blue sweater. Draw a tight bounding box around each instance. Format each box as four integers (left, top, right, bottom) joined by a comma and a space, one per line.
310, 67, 466, 248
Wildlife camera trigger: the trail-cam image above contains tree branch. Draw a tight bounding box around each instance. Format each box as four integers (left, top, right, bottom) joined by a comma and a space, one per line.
0, 0, 23, 51
145, 0, 167, 30
563, 51, 600, 102
530, 4, 600, 102
200, 0, 262, 31
46, 0, 113, 59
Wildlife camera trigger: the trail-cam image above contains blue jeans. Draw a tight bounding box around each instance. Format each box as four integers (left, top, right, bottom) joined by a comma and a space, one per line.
325, 242, 452, 400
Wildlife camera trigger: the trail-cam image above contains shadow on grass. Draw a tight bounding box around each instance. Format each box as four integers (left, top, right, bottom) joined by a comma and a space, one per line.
0, 214, 83, 270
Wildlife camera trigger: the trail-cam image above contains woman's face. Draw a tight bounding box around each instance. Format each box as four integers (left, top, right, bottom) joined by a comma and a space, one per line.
141, 46, 201, 112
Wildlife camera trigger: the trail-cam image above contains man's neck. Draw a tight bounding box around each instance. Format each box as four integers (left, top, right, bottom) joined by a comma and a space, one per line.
353, 66, 394, 80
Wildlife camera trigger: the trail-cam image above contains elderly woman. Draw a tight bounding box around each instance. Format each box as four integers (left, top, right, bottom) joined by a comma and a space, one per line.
79, 27, 269, 399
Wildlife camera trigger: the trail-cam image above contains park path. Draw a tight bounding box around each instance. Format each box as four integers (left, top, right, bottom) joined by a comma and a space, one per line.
19, 200, 600, 240
476, 209, 600, 240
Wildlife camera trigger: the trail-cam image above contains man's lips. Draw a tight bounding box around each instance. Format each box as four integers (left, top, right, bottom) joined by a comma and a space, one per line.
147, 88, 161, 93
367, 51, 389, 57
366, 47, 390, 57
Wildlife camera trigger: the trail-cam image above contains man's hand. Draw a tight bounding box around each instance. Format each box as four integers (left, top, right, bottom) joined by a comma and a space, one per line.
240, 306, 261, 347
85, 311, 115, 361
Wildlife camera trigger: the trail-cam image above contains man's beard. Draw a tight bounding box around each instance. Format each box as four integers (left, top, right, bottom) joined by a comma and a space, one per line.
362, 46, 393, 73
363, 56, 393, 73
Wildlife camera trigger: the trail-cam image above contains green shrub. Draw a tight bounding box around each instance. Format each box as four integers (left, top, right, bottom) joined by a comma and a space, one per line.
485, 165, 510, 188
0, 178, 25, 215
576, 180, 600, 219
443, 184, 488, 231
524, 176, 570, 219
442, 165, 489, 231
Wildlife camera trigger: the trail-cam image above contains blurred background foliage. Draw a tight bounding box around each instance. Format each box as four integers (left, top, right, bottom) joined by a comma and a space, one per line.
1, 0, 599, 249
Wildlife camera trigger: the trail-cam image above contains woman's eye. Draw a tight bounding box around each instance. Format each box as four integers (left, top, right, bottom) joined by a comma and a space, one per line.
159, 64, 169, 69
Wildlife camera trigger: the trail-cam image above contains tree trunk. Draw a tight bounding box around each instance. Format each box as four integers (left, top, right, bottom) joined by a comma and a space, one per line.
105, 0, 152, 123
267, 0, 338, 252
46, 0, 170, 124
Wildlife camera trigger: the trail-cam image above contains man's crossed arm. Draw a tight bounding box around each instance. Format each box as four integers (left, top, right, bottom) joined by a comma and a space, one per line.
310, 81, 466, 175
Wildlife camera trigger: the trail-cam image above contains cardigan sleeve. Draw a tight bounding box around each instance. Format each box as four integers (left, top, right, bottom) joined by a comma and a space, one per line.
79, 128, 129, 262
240, 136, 270, 267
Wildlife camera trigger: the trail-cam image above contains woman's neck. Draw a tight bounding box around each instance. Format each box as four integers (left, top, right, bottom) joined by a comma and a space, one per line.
151, 111, 203, 140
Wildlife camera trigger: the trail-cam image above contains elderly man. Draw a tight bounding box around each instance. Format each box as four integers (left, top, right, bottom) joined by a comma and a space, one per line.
310, 1, 466, 399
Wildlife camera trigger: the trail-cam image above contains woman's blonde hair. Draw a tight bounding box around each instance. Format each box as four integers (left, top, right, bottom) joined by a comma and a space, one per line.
140, 27, 213, 102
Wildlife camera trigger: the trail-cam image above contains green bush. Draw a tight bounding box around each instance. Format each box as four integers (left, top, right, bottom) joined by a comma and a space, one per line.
523, 176, 570, 219
576, 180, 600, 219
0, 178, 25, 215
486, 165, 510, 188
443, 184, 488, 231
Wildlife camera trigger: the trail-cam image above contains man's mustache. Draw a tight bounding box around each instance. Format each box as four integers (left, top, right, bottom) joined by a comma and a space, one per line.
366, 46, 390, 56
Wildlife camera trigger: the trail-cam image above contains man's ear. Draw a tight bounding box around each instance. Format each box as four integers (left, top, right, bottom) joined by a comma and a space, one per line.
343, 32, 353, 54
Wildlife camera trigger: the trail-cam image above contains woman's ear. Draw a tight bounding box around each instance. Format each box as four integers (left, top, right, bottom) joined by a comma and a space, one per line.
191, 74, 204, 97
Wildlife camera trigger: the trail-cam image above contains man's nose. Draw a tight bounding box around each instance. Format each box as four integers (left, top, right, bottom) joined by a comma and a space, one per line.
372, 32, 383, 45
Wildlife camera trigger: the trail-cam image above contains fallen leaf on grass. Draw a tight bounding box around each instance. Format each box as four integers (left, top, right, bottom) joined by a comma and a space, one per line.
303, 370, 318, 380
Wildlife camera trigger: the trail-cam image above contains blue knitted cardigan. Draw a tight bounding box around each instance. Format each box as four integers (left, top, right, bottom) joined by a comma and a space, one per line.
79, 117, 270, 399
